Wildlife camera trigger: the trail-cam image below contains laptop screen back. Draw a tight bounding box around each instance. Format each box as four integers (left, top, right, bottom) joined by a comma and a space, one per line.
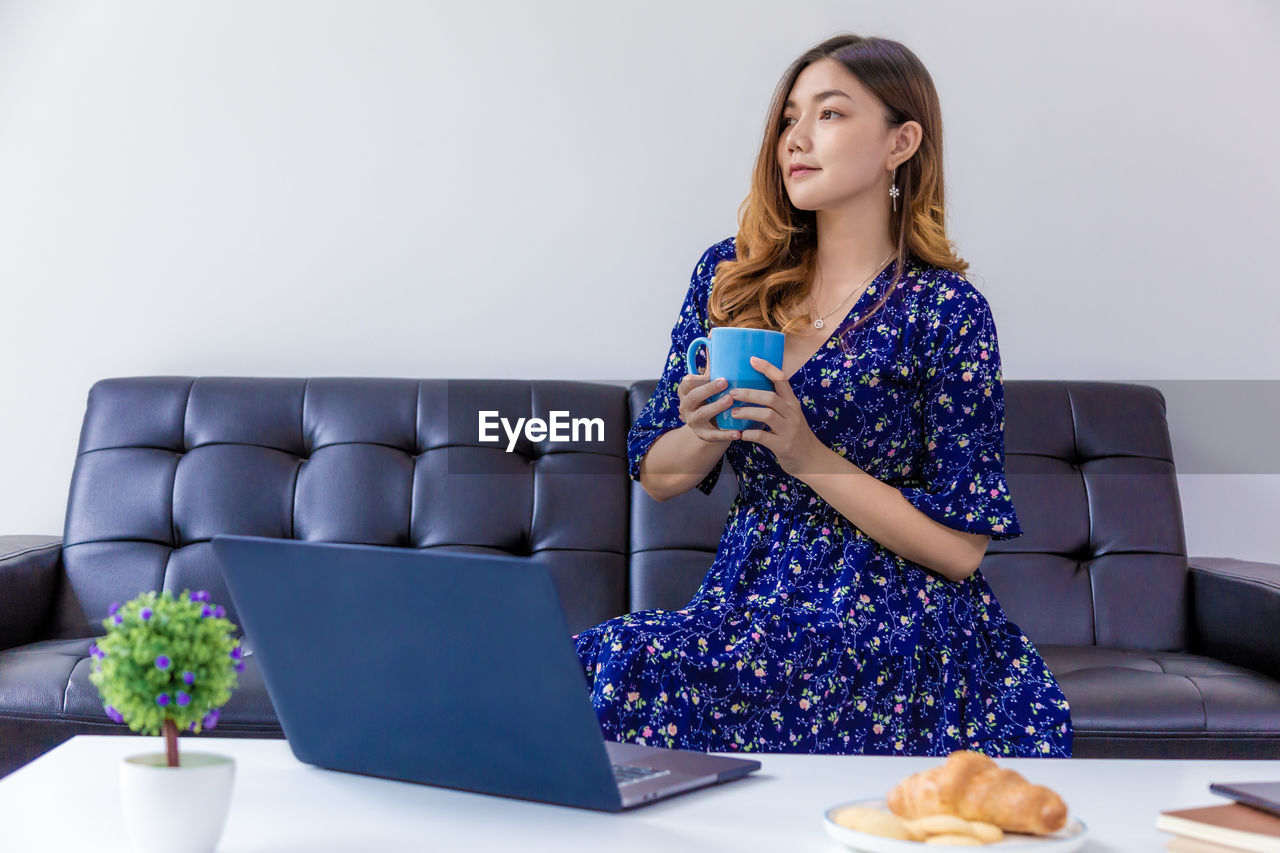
211, 535, 623, 811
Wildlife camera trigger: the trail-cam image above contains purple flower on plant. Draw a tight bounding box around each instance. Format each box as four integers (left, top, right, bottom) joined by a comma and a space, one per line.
234, 660, 245, 673
89, 643, 104, 660
203, 708, 220, 730
107, 602, 120, 616
201, 605, 214, 618
139, 607, 153, 621
112, 614, 123, 625
155, 655, 171, 670
230, 646, 243, 661
214, 605, 226, 619
155, 693, 171, 707
104, 705, 124, 723
182, 671, 196, 685
191, 590, 211, 603
176, 691, 191, 707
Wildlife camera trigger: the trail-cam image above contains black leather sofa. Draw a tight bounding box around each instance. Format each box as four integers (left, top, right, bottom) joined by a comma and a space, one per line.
2, 377, 1278, 777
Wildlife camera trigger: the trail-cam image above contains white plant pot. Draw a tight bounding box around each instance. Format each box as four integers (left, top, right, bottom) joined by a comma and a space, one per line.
119, 751, 235, 853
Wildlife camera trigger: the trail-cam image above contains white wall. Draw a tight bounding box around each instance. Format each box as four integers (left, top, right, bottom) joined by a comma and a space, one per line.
2, 0, 1277, 561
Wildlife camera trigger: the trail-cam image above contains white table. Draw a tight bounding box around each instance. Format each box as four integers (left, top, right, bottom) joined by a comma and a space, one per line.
1, 736, 1278, 851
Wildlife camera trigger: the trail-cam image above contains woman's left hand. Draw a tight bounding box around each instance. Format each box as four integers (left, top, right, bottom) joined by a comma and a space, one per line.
728, 355, 829, 480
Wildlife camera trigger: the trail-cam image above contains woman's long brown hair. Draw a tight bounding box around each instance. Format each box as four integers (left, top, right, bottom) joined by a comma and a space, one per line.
709, 33, 969, 353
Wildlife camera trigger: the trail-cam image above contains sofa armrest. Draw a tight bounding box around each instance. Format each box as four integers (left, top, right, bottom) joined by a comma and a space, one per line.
0, 535, 62, 650
1188, 556, 1280, 681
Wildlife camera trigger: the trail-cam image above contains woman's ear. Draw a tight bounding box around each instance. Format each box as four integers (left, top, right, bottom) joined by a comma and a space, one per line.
890, 120, 924, 168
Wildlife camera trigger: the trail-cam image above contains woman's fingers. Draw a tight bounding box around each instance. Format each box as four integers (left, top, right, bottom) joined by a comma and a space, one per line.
678, 372, 707, 394
679, 374, 730, 414
738, 427, 775, 448
694, 395, 734, 425
748, 356, 798, 401
691, 398, 737, 440
690, 375, 728, 405
727, 387, 767, 405
729, 405, 771, 421
726, 387, 780, 418
697, 425, 738, 442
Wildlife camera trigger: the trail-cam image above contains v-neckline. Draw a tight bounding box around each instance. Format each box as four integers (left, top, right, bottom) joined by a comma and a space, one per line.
784, 260, 896, 383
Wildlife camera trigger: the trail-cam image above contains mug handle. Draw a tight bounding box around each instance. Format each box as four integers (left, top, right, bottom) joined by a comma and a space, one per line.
686, 337, 710, 377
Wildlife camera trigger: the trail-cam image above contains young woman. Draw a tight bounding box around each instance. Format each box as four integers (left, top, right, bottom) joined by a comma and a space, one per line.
573, 33, 1072, 757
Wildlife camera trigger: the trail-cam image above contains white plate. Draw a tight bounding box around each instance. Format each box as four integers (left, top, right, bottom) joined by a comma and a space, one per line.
823, 798, 1087, 852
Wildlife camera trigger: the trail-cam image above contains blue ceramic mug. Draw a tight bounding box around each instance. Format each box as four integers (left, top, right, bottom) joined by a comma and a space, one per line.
686, 327, 785, 432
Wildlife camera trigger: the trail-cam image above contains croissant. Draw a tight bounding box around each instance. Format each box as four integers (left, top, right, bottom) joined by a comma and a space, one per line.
885, 750, 1068, 836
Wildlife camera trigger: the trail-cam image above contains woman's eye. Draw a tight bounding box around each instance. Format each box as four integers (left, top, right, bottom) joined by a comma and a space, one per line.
781, 109, 839, 129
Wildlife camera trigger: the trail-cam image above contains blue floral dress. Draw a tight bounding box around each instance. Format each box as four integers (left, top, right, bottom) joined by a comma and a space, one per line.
573, 236, 1072, 757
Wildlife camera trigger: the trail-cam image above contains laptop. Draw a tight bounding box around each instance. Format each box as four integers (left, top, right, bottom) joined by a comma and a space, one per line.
210, 534, 761, 811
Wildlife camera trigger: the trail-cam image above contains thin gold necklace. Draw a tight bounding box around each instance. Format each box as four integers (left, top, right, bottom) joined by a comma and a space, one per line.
810, 252, 895, 329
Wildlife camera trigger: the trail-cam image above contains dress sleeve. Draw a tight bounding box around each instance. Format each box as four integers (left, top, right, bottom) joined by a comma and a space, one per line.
899, 279, 1024, 541
627, 243, 726, 496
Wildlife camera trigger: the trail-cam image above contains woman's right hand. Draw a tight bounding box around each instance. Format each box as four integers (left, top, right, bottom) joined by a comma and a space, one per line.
678, 371, 740, 443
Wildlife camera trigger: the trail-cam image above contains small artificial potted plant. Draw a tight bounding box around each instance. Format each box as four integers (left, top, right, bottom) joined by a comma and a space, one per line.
89, 589, 244, 853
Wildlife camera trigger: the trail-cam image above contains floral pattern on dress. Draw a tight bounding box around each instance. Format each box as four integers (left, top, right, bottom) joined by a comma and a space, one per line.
576, 237, 1071, 757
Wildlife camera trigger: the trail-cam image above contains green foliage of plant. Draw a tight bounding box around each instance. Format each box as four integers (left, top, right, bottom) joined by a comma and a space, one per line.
88, 589, 241, 737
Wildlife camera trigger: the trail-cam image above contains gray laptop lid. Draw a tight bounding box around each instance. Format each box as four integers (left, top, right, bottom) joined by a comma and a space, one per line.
211, 535, 626, 811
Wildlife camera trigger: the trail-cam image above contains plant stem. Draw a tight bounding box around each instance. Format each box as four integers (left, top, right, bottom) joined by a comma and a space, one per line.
163, 718, 179, 767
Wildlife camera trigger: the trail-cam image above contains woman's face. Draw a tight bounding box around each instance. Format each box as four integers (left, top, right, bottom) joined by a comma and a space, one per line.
776, 58, 898, 213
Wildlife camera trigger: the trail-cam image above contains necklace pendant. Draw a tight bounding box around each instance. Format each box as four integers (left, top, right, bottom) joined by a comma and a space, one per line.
814, 318, 824, 329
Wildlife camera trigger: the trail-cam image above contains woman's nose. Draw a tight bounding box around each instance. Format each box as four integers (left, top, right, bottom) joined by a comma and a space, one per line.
786, 124, 810, 152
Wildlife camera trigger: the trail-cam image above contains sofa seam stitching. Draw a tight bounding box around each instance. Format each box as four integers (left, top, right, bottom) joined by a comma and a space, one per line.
411, 382, 421, 548
1066, 383, 1096, 646
528, 381, 536, 555
169, 380, 194, 559
295, 379, 309, 540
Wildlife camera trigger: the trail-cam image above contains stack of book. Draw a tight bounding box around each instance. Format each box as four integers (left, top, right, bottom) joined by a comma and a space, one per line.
1158, 801, 1280, 852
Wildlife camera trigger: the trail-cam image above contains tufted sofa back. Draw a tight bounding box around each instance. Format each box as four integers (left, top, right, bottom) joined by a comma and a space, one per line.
995, 381, 1188, 650
56, 377, 630, 638
55, 377, 1189, 651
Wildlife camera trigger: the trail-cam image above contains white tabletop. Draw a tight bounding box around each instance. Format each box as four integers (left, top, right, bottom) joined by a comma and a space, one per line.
2, 735, 1278, 851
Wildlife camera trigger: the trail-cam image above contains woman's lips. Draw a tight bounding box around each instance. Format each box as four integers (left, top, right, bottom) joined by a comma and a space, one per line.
791, 168, 818, 177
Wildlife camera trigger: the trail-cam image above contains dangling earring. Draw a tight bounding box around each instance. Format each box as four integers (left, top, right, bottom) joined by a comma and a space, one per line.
889, 166, 900, 213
